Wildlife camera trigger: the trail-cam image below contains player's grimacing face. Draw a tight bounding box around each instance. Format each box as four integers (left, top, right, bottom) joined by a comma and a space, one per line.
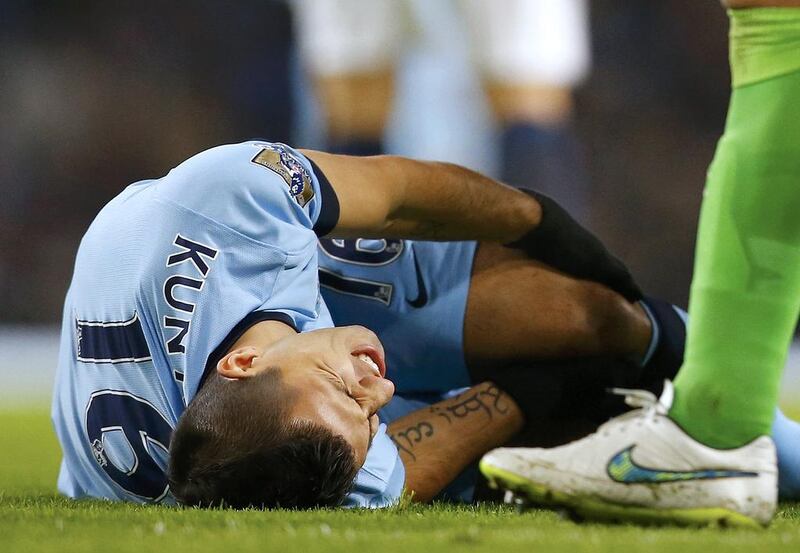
249, 325, 395, 466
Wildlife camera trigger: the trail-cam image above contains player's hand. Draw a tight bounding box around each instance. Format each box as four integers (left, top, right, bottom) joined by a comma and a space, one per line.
506, 190, 643, 302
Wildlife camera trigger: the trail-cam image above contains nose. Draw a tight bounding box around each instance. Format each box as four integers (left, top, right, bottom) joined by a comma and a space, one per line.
358, 373, 395, 413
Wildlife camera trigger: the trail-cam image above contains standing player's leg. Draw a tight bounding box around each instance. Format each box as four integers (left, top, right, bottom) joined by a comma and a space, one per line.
461, 0, 592, 221
291, 0, 401, 156
480, 2, 800, 527
669, 3, 800, 449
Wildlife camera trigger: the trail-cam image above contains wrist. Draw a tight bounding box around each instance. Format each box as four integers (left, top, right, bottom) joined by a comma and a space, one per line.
503, 188, 543, 245
517, 188, 543, 235
504, 189, 558, 255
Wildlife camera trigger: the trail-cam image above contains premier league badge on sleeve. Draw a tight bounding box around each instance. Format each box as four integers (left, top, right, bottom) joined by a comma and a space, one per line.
251, 144, 315, 207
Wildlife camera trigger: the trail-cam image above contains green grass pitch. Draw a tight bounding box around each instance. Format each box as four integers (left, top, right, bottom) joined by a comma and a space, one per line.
3, 407, 800, 553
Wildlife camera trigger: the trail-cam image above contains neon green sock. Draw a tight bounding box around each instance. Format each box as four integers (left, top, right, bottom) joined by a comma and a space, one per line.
670, 8, 800, 448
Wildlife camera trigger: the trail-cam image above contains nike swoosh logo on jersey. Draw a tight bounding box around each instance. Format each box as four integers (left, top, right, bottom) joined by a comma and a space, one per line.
606, 446, 759, 484
406, 248, 428, 308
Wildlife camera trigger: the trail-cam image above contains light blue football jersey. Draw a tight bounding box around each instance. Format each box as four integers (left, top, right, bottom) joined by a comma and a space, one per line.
51, 141, 403, 507
318, 239, 478, 393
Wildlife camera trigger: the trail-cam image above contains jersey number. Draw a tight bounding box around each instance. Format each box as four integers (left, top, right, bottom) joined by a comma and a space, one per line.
318, 239, 402, 305
85, 391, 173, 502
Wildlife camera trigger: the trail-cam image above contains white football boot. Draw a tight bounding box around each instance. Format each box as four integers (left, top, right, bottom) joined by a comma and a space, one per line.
480, 381, 777, 528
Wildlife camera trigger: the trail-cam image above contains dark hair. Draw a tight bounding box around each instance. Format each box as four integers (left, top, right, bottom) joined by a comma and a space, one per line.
168, 370, 359, 509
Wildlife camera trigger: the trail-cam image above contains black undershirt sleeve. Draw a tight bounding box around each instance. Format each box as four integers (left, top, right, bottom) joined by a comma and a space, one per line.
309, 158, 340, 237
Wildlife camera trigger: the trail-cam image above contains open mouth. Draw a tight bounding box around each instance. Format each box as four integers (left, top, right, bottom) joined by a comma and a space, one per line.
353, 345, 386, 377
357, 353, 381, 376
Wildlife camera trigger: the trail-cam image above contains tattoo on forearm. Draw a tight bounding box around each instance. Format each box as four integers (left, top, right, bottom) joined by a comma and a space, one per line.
429, 383, 509, 422
446, 393, 493, 419
390, 384, 511, 462
390, 421, 434, 461
480, 384, 510, 415
429, 405, 452, 424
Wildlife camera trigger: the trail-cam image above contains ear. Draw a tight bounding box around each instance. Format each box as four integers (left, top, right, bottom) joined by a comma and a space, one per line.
216, 346, 261, 379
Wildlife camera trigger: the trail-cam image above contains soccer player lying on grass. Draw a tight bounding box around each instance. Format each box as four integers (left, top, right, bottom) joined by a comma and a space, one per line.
52, 140, 639, 506
169, 237, 800, 506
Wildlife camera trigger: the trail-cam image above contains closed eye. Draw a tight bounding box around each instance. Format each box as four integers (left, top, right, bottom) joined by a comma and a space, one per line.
319, 365, 350, 396
327, 376, 372, 458
327, 374, 366, 412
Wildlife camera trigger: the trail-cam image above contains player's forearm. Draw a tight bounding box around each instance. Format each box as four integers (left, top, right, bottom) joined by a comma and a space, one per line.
379, 159, 542, 242
301, 150, 541, 242
387, 382, 523, 503
304, 149, 641, 301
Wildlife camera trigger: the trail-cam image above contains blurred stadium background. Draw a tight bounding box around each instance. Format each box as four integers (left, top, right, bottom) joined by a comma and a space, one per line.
1, 0, 799, 407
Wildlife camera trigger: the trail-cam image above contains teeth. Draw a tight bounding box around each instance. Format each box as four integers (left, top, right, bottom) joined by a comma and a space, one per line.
358, 353, 381, 376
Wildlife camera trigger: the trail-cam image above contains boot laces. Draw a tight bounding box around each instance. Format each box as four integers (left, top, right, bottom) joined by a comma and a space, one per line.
597, 380, 673, 435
